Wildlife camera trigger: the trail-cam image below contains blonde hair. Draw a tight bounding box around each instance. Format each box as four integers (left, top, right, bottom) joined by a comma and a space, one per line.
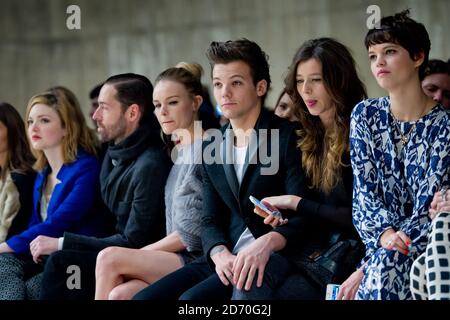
175, 62, 203, 82
155, 63, 204, 150
25, 87, 99, 171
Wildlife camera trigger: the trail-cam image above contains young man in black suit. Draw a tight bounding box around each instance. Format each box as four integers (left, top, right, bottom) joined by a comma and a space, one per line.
134, 39, 309, 300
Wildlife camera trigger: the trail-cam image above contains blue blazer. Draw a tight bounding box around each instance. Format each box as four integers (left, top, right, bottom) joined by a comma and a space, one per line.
6, 149, 106, 255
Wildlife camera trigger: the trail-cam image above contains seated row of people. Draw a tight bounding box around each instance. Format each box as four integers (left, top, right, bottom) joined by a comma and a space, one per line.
0, 9, 449, 300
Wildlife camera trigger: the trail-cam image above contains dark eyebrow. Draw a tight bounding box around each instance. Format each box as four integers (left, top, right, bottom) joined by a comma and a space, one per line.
213, 75, 245, 81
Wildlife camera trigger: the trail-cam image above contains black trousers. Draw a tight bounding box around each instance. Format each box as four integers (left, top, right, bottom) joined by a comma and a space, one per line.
133, 257, 232, 300
133, 253, 323, 300
39, 249, 98, 300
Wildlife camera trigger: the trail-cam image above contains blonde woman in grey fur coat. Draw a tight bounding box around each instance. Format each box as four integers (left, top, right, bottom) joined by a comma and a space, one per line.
95, 63, 209, 300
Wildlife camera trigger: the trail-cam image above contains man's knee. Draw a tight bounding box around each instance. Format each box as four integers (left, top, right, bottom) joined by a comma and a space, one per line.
179, 287, 203, 300
47, 250, 70, 265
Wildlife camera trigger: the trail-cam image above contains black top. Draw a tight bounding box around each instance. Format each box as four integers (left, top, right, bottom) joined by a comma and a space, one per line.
293, 151, 362, 256
297, 153, 354, 229
7, 170, 36, 240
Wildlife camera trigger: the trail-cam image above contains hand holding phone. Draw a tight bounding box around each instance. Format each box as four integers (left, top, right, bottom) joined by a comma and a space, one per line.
249, 196, 282, 218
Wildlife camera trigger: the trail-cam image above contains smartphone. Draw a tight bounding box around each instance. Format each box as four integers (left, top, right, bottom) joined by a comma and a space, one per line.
325, 284, 340, 300
249, 196, 282, 218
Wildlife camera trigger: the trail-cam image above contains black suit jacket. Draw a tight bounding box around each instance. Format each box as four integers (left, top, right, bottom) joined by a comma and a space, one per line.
201, 108, 309, 268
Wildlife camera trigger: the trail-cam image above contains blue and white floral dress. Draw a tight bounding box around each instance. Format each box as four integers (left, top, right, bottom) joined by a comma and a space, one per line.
350, 97, 450, 300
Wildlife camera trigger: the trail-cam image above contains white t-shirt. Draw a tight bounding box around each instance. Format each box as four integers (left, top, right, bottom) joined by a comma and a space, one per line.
232, 144, 256, 254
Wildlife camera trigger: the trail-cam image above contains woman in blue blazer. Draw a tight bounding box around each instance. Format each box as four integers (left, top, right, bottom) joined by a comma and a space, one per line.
0, 87, 106, 299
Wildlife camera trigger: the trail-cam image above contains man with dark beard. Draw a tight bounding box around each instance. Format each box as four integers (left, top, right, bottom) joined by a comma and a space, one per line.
38, 74, 171, 299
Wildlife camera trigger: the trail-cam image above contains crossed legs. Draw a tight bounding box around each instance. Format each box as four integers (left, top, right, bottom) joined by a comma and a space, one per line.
95, 246, 184, 300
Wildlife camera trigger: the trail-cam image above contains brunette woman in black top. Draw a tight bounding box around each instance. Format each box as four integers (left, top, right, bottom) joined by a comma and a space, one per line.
246, 38, 367, 299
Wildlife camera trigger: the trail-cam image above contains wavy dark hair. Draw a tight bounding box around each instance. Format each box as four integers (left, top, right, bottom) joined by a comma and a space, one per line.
0, 102, 35, 179
284, 38, 367, 193
365, 9, 431, 80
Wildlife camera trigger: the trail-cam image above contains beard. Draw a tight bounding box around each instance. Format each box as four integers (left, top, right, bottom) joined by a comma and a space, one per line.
97, 116, 127, 143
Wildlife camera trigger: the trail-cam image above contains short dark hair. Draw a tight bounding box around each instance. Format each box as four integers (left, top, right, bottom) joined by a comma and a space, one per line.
424, 59, 450, 77
206, 38, 271, 106
364, 9, 431, 80
89, 83, 103, 99
104, 73, 154, 124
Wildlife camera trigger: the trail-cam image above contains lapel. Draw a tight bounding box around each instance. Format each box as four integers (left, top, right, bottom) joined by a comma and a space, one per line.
221, 127, 240, 201
240, 109, 270, 192
35, 165, 64, 220
46, 166, 65, 216
34, 169, 47, 220
217, 109, 271, 202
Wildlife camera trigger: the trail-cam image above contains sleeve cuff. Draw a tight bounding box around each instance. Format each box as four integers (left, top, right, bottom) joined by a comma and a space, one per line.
376, 226, 393, 247
58, 237, 64, 250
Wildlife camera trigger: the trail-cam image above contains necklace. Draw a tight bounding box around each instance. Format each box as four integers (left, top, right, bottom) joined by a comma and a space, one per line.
391, 104, 429, 146
392, 118, 417, 146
